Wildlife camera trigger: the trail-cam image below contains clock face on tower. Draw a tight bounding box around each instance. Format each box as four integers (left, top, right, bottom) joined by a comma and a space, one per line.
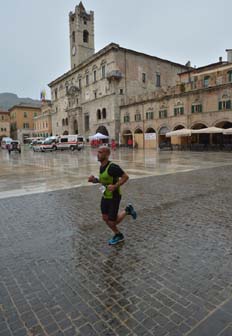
72, 45, 76, 56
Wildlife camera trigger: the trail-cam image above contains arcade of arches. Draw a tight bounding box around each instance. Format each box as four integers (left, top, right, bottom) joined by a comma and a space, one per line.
121, 121, 232, 149
171, 121, 232, 148
122, 127, 170, 149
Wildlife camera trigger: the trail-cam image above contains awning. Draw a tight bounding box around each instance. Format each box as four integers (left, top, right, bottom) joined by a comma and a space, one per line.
166, 128, 192, 137
223, 128, 232, 135
191, 127, 223, 134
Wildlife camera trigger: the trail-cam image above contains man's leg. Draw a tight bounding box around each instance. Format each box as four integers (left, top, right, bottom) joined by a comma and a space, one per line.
102, 214, 119, 234
115, 210, 127, 225
106, 199, 125, 245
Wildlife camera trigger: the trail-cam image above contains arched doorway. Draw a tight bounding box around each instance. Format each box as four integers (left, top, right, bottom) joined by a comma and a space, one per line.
73, 120, 78, 134
96, 126, 109, 136
122, 129, 132, 146
134, 128, 143, 149
159, 126, 170, 147
63, 130, 68, 135
215, 121, 232, 147
145, 127, 156, 149
171, 125, 187, 147
191, 123, 208, 145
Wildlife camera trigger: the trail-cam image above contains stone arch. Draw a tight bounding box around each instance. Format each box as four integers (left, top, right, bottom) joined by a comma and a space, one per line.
134, 128, 143, 148
214, 120, 232, 129
134, 128, 143, 134
159, 126, 171, 147
63, 130, 68, 135
122, 129, 132, 146
159, 126, 170, 134
145, 127, 157, 149
214, 120, 232, 146
191, 122, 208, 146
173, 124, 186, 131
191, 122, 208, 129
146, 127, 156, 133
96, 125, 109, 136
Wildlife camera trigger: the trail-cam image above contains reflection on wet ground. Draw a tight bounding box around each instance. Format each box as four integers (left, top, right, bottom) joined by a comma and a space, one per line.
0, 146, 232, 199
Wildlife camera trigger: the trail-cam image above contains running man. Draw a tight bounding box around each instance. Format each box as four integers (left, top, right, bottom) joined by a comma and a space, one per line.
88, 146, 137, 245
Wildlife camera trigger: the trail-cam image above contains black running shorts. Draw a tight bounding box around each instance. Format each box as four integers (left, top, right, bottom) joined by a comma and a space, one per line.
101, 196, 121, 221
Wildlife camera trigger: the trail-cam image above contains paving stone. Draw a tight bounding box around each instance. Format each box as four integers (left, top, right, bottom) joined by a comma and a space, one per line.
219, 325, 232, 336
187, 309, 232, 336
79, 323, 98, 336
1, 165, 232, 336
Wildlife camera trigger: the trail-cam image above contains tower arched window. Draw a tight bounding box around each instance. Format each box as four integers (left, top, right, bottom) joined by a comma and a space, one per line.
65, 118, 69, 126
62, 119, 65, 126
97, 109, 101, 120
102, 108, 106, 119
83, 30, 89, 43
72, 31, 75, 43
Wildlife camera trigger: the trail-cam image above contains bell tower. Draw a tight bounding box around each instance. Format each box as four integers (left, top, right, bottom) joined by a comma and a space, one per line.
69, 2, 95, 69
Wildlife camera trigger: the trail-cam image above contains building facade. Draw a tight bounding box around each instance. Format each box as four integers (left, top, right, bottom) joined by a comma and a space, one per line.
9, 104, 41, 143
33, 100, 52, 138
120, 51, 232, 148
48, 2, 188, 141
0, 110, 10, 140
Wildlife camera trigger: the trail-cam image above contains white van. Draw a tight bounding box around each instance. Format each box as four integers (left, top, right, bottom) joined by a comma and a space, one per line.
1, 137, 12, 149
57, 135, 83, 151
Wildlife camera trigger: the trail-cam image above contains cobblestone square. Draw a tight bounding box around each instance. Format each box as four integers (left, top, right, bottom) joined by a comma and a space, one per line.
0, 150, 232, 335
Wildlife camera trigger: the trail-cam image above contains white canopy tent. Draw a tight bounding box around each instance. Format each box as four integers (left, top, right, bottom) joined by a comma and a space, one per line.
89, 132, 109, 140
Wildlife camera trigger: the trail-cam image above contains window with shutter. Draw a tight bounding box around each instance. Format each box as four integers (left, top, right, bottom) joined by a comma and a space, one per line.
226, 100, 231, 109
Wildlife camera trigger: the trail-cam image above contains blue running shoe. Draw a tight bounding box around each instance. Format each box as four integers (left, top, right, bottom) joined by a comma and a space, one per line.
125, 203, 137, 220
108, 233, 124, 245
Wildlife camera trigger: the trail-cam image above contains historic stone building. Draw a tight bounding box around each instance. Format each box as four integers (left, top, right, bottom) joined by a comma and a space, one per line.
0, 110, 10, 140
9, 104, 41, 143
120, 50, 232, 148
33, 100, 52, 138
48, 2, 188, 141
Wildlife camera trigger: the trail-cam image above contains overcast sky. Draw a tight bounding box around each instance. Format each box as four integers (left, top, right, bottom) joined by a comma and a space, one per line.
0, 0, 231, 100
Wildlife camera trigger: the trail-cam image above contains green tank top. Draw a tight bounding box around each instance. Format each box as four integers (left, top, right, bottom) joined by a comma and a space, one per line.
99, 162, 121, 199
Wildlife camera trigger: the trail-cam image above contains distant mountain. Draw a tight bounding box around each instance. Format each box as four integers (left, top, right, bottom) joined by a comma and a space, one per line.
0, 93, 41, 110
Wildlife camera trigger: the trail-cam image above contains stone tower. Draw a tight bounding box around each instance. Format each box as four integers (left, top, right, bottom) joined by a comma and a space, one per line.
69, 2, 95, 69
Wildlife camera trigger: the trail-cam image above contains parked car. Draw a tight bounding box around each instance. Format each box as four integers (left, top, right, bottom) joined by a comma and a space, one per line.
1, 137, 12, 149
56, 135, 83, 151
32, 140, 44, 152
8, 140, 21, 153
40, 138, 58, 152
29, 138, 45, 148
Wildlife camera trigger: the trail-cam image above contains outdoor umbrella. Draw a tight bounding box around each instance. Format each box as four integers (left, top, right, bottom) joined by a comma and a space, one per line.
191, 127, 223, 134
166, 128, 192, 137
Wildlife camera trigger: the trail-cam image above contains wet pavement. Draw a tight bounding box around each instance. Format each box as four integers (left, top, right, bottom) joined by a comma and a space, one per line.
1, 146, 232, 199
0, 147, 232, 335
